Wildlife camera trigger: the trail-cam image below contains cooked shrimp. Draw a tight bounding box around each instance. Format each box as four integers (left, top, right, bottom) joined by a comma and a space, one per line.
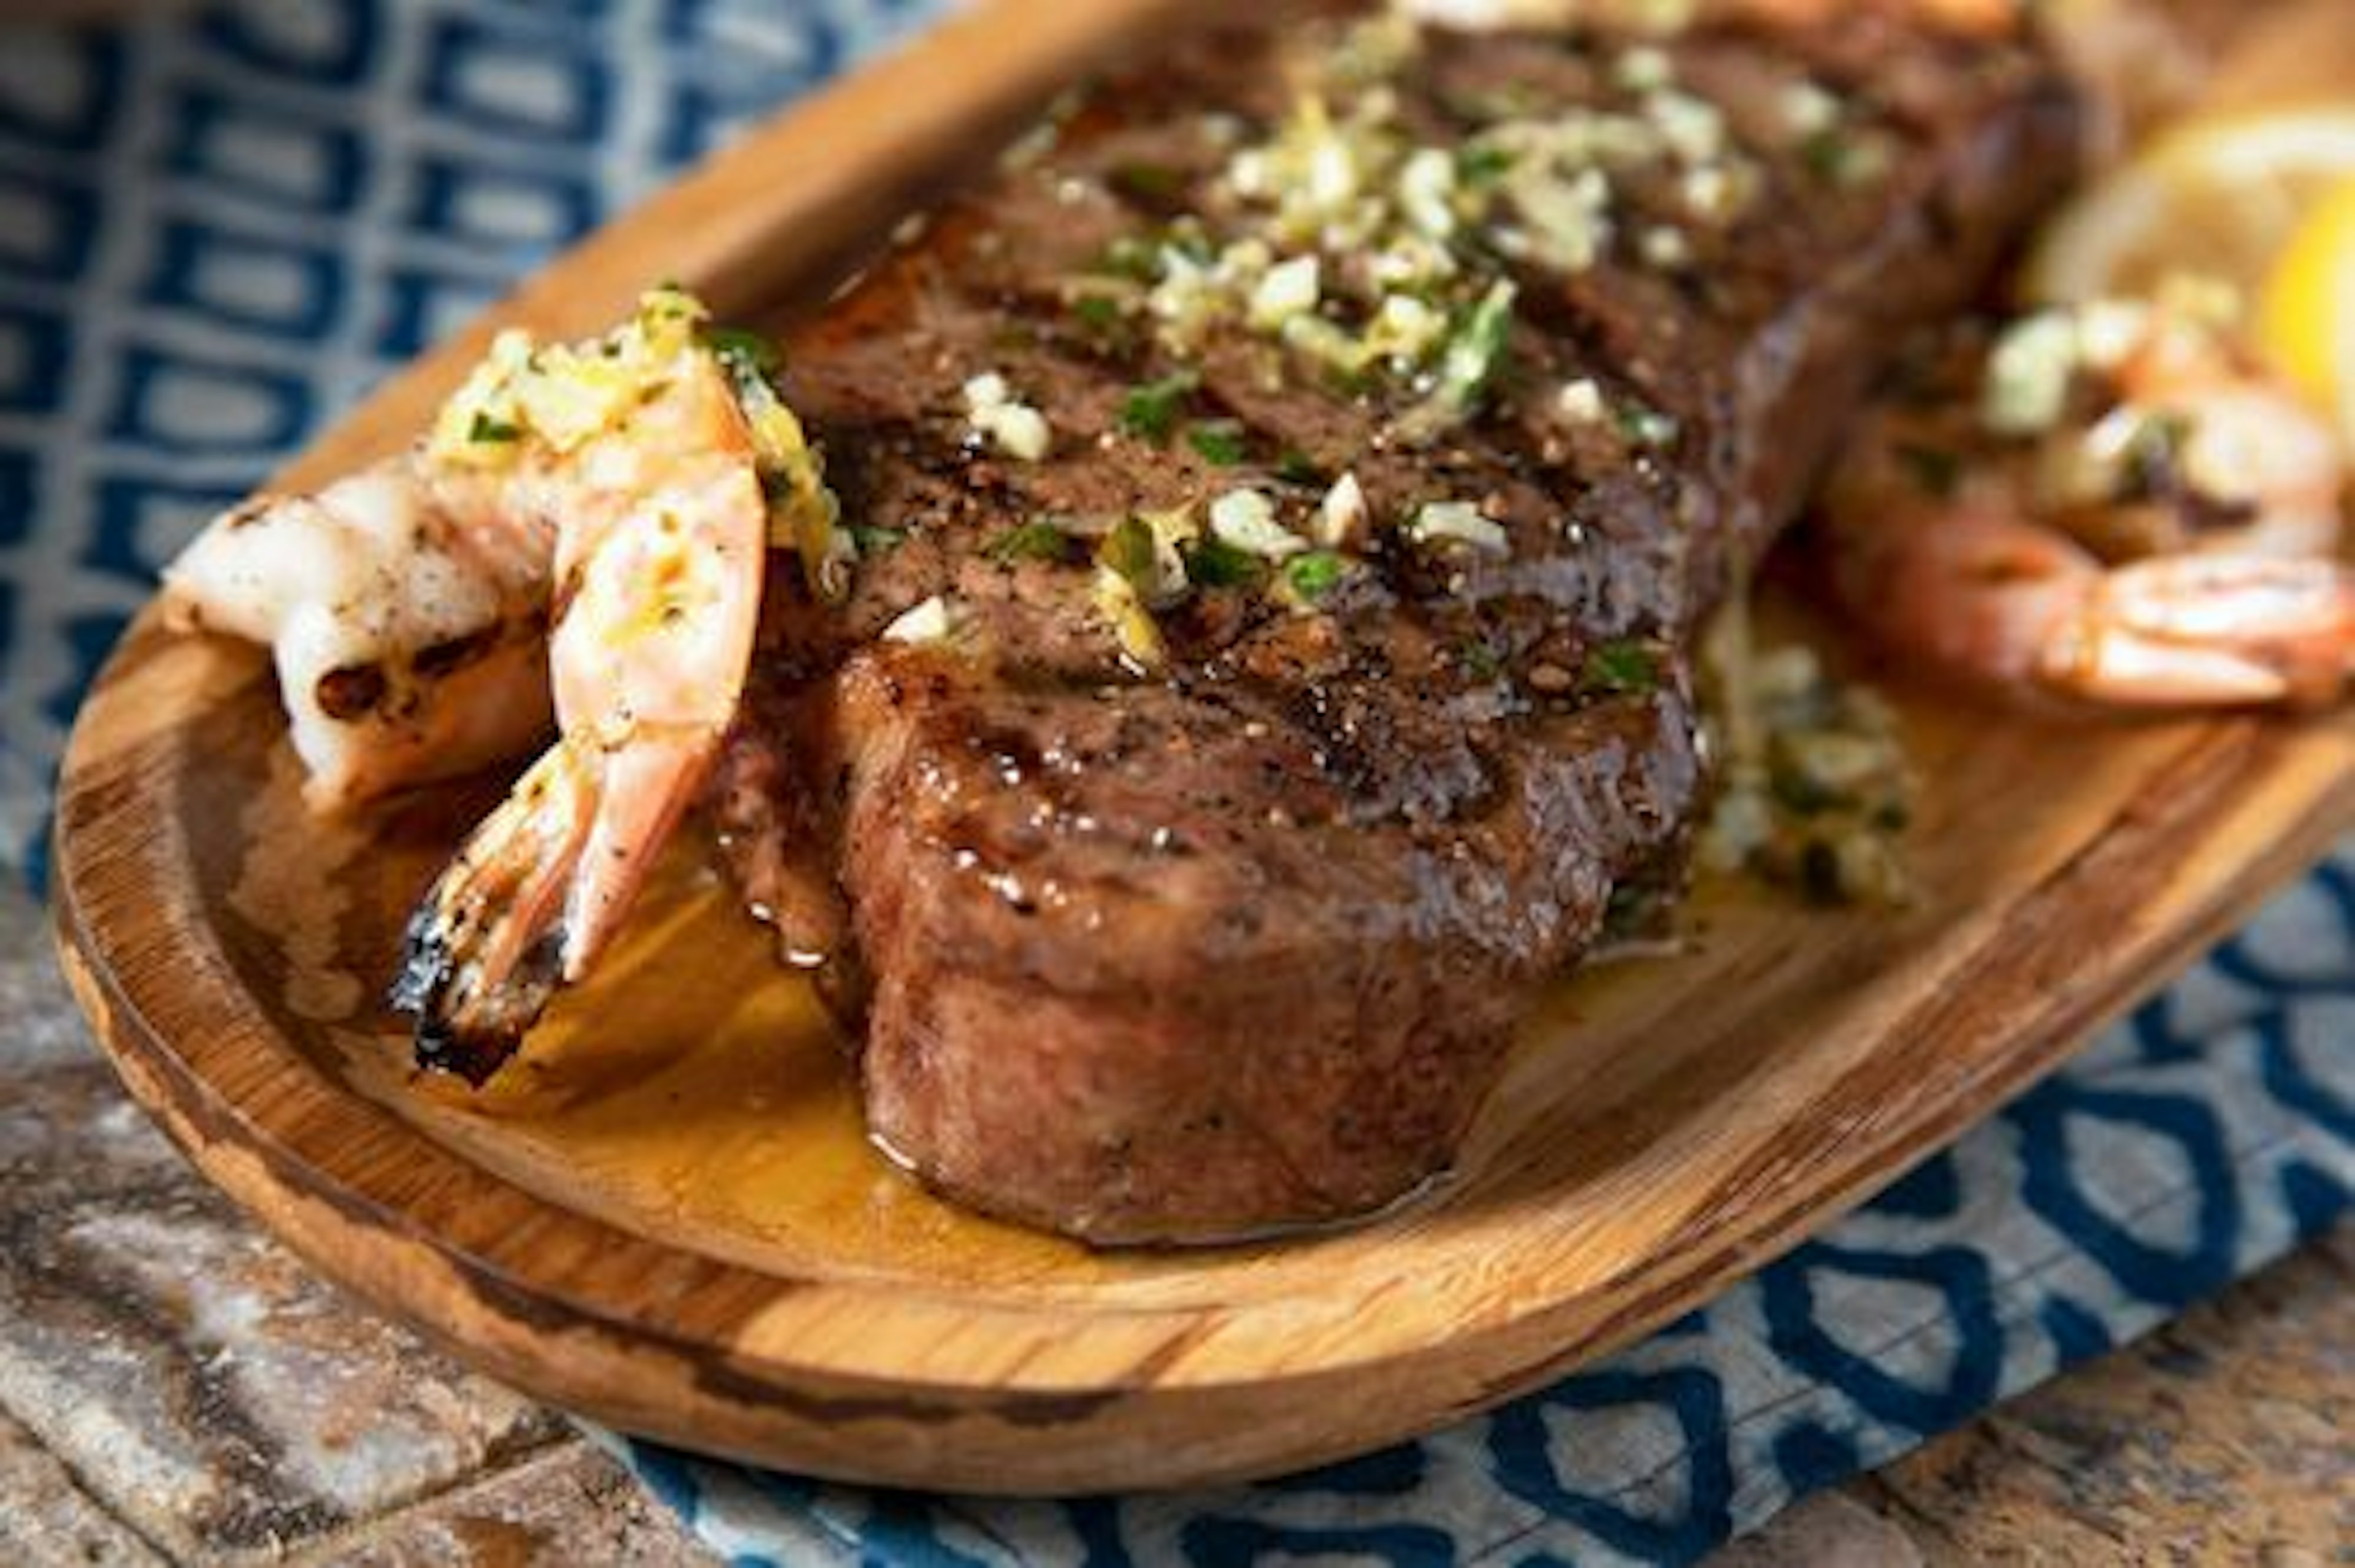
165, 289, 846, 815
389, 312, 780, 1082
1823, 300, 2354, 708
169, 289, 841, 1078
163, 453, 557, 812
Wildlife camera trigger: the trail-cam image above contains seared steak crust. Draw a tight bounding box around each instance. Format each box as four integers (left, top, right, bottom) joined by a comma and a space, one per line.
714, 3, 2081, 1242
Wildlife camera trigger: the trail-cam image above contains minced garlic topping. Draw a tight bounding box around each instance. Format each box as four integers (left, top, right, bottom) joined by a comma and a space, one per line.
882, 594, 960, 646
1030, 8, 1858, 668
427, 291, 706, 467
428, 286, 848, 600
1407, 499, 1512, 555
1699, 596, 1915, 906
1209, 488, 1309, 559
1314, 472, 1369, 548
963, 372, 1054, 462
1116, 9, 1783, 456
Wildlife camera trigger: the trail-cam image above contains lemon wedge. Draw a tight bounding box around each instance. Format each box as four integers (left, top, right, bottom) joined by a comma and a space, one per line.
2023, 106, 2355, 307
2256, 175, 2355, 445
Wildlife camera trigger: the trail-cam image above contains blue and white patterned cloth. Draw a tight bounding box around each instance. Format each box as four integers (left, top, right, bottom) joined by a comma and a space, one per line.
2, 4, 2347, 1564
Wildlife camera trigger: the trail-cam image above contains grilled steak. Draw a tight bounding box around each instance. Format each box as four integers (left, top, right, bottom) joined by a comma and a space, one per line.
713, 1, 2081, 1242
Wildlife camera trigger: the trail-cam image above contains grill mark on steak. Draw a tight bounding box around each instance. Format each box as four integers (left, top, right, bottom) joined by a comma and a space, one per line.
710, 1, 2084, 1242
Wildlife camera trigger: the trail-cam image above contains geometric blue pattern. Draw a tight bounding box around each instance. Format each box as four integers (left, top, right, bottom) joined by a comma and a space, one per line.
5, 6, 2349, 1565
0, 0, 939, 880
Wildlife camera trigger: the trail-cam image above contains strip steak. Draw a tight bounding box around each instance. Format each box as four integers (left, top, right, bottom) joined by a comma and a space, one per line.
713, 1, 2082, 1243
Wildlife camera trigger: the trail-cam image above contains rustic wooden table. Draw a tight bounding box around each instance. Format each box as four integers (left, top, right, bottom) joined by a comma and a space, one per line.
1, 871, 2343, 1564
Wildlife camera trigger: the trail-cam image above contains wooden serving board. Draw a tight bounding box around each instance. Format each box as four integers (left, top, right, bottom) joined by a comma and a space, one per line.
48, 0, 2355, 1494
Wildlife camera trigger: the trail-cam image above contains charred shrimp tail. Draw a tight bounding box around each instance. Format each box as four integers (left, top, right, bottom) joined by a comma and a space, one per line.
389, 743, 597, 1082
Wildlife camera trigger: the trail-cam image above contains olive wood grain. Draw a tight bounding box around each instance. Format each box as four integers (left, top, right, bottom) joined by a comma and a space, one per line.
49, 0, 2355, 1494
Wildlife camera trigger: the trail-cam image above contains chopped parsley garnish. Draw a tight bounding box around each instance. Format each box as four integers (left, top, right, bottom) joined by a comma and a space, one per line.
1109, 160, 1185, 205
848, 522, 907, 555
1093, 234, 1163, 283
1616, 404, 1680, 449
1185, 419, 1249, 466
1582, 638, 1660, 695
1322, 361, 1381, 400
1181, 535, 1264, 589
1435, 280, 1517, 416
699, 324, 784, 383
1284, 550, 1347, 602
468, 412, 521, 444
1458, 639, 1503, 681
705, 324, 797, 413
1119, 369, 1199, 443
988, 519, 1075, 564
1456, 143, 1515, 185
1801, 128, 1847, 178
1769, 757, 1842, 816
1802, 128, 1883, 187
1276, 448, 1325, 487
1072, 294, 1125, 334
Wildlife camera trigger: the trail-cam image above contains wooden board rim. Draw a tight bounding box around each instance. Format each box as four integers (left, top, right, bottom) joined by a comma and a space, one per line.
55, 613, 2355, 1491
44, 0, 2355, 1493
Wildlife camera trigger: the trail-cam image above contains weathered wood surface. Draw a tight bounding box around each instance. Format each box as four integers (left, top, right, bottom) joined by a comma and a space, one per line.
0, 876, 713, 1566
46, 0, 2355, 1496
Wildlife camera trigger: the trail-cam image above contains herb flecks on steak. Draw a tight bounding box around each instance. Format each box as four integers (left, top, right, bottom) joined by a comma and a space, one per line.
711, 1, 2081, 1243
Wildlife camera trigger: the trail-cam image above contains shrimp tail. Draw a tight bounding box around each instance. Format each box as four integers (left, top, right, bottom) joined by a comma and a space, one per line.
389, 727, 724, 1081
2051, 556, 2355, 707
389, 742, 599, 1082
370, 292, 779, 1080
559, 727, 719, 968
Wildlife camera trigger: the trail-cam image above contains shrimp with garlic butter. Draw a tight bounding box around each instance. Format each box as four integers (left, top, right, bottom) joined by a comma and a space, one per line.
169, 288, 843, 1080
389, 291, 844, 1081
1821, 299, 2353, 708
164, 290, 845, 813
163, 432, 557, 813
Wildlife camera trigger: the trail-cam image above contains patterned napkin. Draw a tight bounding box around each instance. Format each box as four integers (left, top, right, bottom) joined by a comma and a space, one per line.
2, 4, 2346, 1564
